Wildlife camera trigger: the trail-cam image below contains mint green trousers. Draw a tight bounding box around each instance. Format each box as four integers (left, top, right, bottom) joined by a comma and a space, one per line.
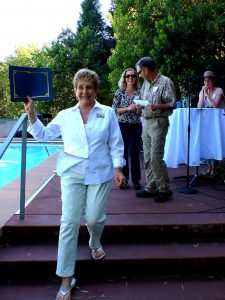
56, 169, 112, 277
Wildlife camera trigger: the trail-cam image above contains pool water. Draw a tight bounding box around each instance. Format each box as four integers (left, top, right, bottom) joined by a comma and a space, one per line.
0, 143, 62, 188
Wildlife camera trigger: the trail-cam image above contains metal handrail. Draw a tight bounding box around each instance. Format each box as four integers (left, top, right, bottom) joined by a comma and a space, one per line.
0, 113, 28, 219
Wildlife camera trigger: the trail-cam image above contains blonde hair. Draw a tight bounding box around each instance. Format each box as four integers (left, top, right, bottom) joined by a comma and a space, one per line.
72, 68, 100, 92
118, 68, 139, 89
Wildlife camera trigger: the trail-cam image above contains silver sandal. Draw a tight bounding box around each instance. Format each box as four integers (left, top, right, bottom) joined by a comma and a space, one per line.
91, 247, 105, 260
56, 277, 76, 299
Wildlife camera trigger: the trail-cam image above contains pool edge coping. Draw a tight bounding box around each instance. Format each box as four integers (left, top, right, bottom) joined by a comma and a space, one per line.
0, 152, 58, 229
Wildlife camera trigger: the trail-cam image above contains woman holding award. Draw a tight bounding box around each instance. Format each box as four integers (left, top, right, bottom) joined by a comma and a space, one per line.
24, 68, 126, 300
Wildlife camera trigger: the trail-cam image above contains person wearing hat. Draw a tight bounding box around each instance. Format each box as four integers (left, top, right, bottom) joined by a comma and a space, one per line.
197, 70, 224, 109
197, 70, 225, 176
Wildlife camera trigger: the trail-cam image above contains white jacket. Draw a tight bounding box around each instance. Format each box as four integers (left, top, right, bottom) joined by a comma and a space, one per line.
28, 101, 125, 184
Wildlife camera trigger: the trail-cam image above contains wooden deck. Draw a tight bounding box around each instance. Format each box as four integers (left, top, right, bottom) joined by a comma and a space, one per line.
0, 154, 225, 299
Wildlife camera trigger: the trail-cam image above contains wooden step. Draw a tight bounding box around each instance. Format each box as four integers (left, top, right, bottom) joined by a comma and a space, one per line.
3, 212, 225, 243
1, 274, 225, 300
1, 239, 225, 280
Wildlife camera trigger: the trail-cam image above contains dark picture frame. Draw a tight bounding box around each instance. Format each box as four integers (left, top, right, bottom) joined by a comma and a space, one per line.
9, 65, 54, 102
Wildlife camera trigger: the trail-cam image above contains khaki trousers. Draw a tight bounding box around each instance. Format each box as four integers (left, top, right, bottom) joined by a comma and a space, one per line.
142, 117, 171, 193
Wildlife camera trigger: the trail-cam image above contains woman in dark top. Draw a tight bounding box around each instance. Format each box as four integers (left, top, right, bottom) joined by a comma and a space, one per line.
112, 68, 142, 190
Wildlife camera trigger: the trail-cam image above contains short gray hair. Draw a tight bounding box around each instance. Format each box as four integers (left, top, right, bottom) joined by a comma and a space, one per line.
135, 57, 156, 71
72, 68, 100, 92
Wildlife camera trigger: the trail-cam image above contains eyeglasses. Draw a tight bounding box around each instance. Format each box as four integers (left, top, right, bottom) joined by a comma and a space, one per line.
125, 74, 136, 79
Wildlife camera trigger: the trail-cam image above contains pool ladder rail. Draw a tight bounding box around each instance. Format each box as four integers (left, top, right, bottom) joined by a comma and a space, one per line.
0, 113, 28, 219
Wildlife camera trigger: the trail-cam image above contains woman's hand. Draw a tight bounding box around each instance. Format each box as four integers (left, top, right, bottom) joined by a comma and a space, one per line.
118, 104, 140, 114
129, 104, 137, 111
24, 96, 37, 123
135, 104, 143, 112
114, 168, 126, 187
24, 96, 35, 113
202, 86, 209, 97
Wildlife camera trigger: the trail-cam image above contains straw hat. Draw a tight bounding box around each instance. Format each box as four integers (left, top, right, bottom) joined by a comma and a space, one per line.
203, 70, 216, 78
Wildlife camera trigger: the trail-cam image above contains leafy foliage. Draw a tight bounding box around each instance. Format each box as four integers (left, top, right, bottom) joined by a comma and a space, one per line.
109, 0, 225, 98
1, 0, 224, 118
45, 28, 77, 113
108, 0, 162, 91
151, 0, 225, 98
46, 0, 114, 111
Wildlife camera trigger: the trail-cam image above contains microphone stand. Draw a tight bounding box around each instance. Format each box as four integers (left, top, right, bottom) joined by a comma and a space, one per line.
178, 80, 198, 194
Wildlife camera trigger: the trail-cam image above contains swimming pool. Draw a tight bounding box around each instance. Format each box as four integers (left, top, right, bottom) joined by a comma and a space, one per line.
0, 143, 62, 188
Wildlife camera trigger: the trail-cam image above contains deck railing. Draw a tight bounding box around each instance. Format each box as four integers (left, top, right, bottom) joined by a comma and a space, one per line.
0, 113, 28, 219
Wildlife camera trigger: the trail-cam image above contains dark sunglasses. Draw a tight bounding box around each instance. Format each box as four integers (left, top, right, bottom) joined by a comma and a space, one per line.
125, 74, 136, 78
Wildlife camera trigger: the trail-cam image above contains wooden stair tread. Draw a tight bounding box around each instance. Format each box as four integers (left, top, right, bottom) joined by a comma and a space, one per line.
1, 240, 225, 262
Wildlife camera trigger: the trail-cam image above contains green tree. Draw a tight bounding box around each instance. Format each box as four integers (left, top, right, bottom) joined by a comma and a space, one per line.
77, 0, 115, 105
47, 0, 114, 110
46, 28, 77, 113
108, 0, 163, 91
151, 0, 225, 98
109, 0, 225, 97
78, 0, 104, 37
0, 62, 9, 117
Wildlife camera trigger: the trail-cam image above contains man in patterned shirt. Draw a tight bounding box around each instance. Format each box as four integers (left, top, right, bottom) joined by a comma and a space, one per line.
135, 57, 176, 202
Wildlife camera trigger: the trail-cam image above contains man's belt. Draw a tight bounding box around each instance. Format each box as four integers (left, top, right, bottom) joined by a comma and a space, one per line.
144, 116, 168, 119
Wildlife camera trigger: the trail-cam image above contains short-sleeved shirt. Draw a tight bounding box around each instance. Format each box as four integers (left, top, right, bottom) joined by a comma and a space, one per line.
140, 73, 176, 118
199, 87, 225, 108
112, 88, 142, 123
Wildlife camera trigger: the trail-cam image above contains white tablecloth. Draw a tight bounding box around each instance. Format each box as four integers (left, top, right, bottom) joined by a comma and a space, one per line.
164, 108, 225, 168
